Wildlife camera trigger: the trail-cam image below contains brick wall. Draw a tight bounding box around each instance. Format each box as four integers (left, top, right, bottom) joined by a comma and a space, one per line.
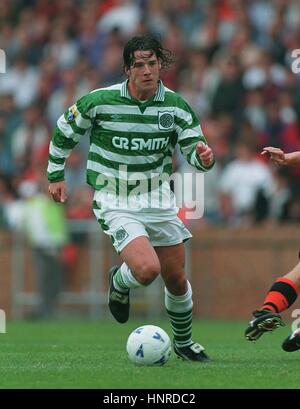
190, 226, 300, 320
1, 226, 300, 320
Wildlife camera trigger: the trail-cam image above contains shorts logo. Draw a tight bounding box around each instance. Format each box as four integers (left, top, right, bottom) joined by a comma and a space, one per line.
158, 111, 174, 130
114, 227, 129, 244
67, 104, 79, 122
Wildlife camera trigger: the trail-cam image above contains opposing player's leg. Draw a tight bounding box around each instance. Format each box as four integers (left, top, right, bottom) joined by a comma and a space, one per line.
244, 310, 284, 342
280, 263, 300, 351
245, 261, 300, 342
155, 243, 209, 362
109, 236, 161, 323
282, 328, 300, 352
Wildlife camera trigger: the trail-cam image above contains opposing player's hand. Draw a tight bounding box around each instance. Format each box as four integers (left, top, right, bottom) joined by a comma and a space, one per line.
261, 147, 286, 165
196, 141, 214, 167
48, 181, 67, 203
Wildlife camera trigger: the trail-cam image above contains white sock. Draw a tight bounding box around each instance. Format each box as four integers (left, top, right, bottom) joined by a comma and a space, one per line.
165, 281, 194, 347
113, 263, 143, 292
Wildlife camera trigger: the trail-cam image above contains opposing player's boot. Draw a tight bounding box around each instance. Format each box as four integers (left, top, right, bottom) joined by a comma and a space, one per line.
282, 329, 300, 352
245, 309, 285, 341
174, 341, 209, 362
108, 266, 130, 324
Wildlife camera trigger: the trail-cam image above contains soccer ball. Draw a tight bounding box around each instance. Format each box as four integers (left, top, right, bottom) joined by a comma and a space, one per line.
126, 325, 172, 366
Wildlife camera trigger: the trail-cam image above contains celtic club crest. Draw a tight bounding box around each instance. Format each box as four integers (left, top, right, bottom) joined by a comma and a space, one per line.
114, 227, 129, 243
158, 111, 174, 130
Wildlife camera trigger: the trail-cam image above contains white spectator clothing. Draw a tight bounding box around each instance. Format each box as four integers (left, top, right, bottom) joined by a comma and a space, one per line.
219, 159, 274, 214
0, 66, 40, 109
11, 124, 49, 161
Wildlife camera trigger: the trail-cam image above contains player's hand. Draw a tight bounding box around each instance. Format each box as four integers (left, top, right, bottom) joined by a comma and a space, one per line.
261, 147, 286, 165
196, 141, 214, 167
48, 181, 67, 203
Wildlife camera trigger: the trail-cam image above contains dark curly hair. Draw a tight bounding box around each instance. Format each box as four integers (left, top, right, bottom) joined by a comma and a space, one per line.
123, 34, 174, 71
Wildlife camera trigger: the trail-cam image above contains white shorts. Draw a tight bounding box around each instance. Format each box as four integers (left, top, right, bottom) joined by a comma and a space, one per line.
93, 206, 192, 253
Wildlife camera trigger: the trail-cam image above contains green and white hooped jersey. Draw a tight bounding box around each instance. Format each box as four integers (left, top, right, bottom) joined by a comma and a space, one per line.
47, 80, 214, 211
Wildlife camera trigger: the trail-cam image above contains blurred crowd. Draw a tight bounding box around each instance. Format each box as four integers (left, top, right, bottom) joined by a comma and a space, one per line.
1, 0, 300, 231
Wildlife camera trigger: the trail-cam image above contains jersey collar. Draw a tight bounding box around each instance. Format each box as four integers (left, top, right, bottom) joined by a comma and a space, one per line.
120, 79, 165, 102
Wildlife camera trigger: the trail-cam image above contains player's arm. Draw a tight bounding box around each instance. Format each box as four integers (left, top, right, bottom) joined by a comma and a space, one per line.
47, 95, 94, 202
261, 147, 300, 167
175, 99, 215, 171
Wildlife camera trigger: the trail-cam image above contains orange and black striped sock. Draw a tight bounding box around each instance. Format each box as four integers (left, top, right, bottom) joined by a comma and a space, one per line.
262, 277, 299, 313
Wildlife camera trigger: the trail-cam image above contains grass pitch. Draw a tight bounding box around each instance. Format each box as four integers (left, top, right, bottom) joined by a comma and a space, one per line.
0, 319, 299, 389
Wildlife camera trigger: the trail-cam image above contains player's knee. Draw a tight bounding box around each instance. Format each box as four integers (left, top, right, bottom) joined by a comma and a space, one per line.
134, 262, 161, 286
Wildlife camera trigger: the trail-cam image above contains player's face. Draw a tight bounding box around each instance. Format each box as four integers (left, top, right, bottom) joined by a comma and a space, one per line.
126, 50, 161, 100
